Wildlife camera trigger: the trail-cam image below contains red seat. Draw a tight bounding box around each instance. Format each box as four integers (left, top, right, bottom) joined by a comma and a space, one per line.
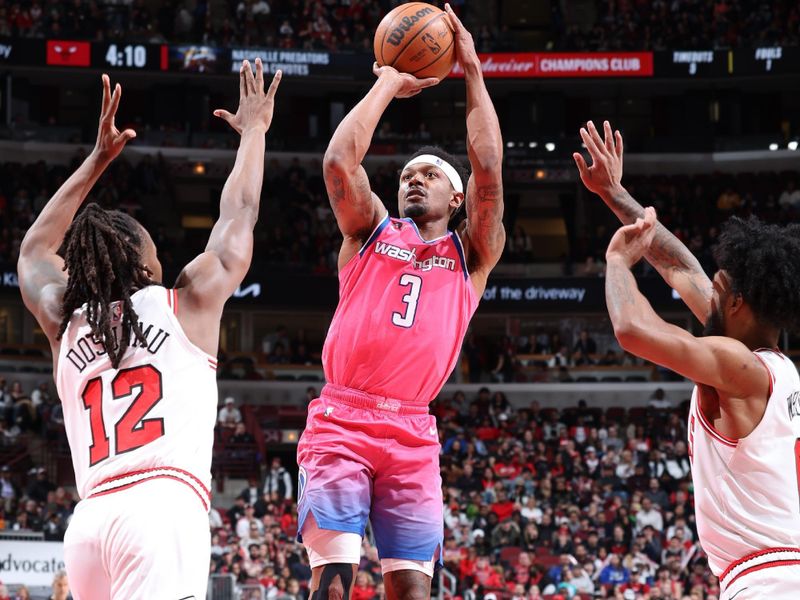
499, 545, 522, 566
605, 406, 626, 421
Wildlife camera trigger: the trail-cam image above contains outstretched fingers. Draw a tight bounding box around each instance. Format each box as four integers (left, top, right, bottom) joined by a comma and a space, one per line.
239, 61, 248, 99
266, 69, 282, 102
101, 74, 111, 118
603, 120, 615, 155
108, 83, 122, 123
243, 60, 256, 95
254, 57, 264, 92
573, 152, 590, 176
580, 127, 604, 162
586, 120, 607, 155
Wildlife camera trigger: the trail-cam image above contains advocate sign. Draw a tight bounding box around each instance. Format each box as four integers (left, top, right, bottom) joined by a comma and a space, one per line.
451, 52, 653, 78
0, 541, 65, 587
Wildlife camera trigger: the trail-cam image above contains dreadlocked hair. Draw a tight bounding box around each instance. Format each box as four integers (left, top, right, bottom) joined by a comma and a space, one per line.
57, 204, 153, 368
713, 215, 800, 334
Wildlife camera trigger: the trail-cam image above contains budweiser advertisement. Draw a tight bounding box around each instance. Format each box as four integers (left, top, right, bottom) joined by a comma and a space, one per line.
451, 52, 653, 78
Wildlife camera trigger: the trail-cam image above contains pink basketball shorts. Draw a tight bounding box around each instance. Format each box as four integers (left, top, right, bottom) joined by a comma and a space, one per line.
296, 384, 443, 563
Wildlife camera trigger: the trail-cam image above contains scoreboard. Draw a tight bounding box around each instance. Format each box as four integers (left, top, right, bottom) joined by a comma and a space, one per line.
1, 37, 799, 80
0, 38, 370, 80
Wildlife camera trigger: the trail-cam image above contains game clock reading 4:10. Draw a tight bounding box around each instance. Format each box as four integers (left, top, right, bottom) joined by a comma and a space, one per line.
103, 43, 150, 69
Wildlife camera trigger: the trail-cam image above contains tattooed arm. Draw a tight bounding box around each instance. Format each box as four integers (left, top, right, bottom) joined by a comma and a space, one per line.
605, 210, 768, 438
323, 64, 439, 270
575, 120, 713, 323
446, 6, 505, 295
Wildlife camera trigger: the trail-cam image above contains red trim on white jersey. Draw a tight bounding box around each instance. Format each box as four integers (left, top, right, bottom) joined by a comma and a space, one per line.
753, 351, 775, 396
87, 466, 211, 512
695, 398, 738, 448
719, 547, 800, 590
172, 288, 179, 316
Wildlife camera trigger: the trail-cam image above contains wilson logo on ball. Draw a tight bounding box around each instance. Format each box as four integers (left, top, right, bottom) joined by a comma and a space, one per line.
386, 8, 435, 46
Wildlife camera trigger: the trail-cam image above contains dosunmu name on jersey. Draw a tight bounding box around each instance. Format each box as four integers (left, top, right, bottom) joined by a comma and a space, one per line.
64, 319, 171, 374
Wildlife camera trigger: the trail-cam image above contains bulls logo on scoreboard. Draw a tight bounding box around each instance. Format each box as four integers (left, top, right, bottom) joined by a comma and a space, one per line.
46, 40, 91, 67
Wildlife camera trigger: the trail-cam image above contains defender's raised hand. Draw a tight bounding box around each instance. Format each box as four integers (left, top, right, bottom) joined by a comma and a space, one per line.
95, 74, 136, 162
372, 63, 439, 98
215, 58, 282, 134
574, 120, 624, 196
444, 3, 480, 70
606, 206, 658, 268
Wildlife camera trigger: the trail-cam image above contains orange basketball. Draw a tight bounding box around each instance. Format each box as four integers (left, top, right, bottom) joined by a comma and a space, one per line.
374, 2, 455, 80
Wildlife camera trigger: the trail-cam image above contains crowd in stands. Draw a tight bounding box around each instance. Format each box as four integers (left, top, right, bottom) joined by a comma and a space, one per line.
0, 152, 173, 268
559, 0, 800, 51
0, 0, 461, 51
0, 376, 61, 443
4, 151, 799, 282
2, 373, 713, 600
2, 0, 798, 52
569, 171, 800, 278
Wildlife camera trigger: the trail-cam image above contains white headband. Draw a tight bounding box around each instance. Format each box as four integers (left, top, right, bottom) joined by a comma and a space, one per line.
403, 155, 464, 194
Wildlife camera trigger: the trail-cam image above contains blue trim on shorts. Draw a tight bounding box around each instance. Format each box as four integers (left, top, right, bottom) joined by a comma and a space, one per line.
375, 538, 444, 565
296, 506, 366, 544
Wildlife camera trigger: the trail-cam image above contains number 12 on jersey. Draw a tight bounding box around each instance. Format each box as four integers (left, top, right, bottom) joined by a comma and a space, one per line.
392, 274, 422, 328
82, 365, 165, 466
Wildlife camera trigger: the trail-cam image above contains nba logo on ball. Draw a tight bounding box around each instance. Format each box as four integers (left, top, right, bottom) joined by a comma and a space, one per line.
421, 32, 441, 54
298, 466, 307, 501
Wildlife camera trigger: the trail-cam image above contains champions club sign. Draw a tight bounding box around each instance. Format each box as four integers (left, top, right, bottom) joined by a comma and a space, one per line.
451, 52, 654, 79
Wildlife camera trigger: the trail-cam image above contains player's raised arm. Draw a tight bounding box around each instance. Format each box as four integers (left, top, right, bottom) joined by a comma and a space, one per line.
604, 208, 769, 432
323, 63, 439, 267
175, 59, 280, 348
445, 4, 505, 293
575, 120, 713, 323
18, 74, 136, 343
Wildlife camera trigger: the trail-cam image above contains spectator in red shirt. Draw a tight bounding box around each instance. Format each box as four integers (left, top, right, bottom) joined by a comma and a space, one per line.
620, 568, 651, 595
491, 488, 515, 521
350, 571, 375, 600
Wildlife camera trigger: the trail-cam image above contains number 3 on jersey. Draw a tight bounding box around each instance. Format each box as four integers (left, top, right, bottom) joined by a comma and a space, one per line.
82, 365, 165, 466
392, 274, 422, 328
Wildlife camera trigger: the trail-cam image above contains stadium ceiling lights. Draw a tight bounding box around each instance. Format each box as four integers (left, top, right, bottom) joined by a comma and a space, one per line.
768, 143, 779, 151
545, 142, 556, 152
788, 141, 799, 151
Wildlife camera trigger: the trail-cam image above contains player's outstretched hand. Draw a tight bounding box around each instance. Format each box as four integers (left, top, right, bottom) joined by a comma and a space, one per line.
606, 206, 657, 268
444, 3, 479, 69
573, 120, 624, 196
214, 58, 282, 135
94, 74, 136, 163
373, 62, 440, 98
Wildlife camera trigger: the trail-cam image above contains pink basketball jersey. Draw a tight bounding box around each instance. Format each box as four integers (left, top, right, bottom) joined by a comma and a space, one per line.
322, 215, 479, 405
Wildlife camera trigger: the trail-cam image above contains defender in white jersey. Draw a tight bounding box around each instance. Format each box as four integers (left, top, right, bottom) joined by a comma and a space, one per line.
17, 63, 281, 599
576, 121, 800, 599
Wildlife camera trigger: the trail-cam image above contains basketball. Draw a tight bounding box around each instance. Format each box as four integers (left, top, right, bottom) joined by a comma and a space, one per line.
374, 2, 455, 80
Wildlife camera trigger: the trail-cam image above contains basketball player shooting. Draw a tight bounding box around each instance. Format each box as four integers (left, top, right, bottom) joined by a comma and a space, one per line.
296, 5, 504, 600
576, 121, 800, 599
17, 60, 281, 599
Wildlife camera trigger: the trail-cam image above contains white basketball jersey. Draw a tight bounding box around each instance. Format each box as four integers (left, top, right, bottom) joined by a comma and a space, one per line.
688, 349, 800, 575
56, 286, 218, 510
